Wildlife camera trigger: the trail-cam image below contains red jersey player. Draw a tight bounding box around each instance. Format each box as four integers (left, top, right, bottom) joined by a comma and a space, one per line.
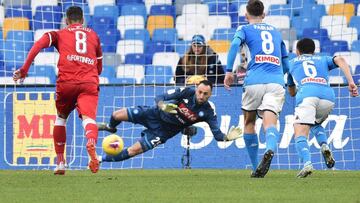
13, 6, 102, 175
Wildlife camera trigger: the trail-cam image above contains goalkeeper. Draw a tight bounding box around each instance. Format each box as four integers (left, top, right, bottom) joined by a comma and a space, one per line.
97, 80, 242, 163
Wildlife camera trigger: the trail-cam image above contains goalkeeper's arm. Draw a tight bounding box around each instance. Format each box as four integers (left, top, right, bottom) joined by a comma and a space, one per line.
207, 113, 242, 141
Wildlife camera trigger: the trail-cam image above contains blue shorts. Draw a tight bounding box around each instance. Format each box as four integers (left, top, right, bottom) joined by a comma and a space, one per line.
127, 106, 180, 151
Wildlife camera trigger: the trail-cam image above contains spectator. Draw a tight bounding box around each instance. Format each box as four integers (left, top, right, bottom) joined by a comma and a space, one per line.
175, 35, 224, 85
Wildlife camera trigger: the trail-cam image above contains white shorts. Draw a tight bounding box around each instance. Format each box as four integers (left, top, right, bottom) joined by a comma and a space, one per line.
242, 83, 285, 117
294, 97, 334, 125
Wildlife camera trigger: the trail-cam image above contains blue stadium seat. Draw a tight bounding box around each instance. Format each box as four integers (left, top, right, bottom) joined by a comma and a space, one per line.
6, 30, 33, 41
5, 6, 32, 20
124, 29, 150, 43
299, 4, 326, 20
144, 65, 173, 84
33, 6, 62, 30
349, 16, 360, 38
28, 66, 57, 83
145, 41, 174, 64
152, 28, 177, 44
302, 28, 330, 44
288, 0, 315, 16
110, 77, 136, 84
100, 65, 117, 79
120, 3, 147, 22
291, 16, 318, 38
4, 50, 27, 70
208, 2, 238, 25
268, 4, 293, 17
351, 40, 360, 51
232, 16, 248, 28
355, 65, 360, 75
91, 16, 116, 31
116, 0, 144, 13
174, 40, 190, 56
150, 4, 176, 21
321, 40, 349, 55
212, 28, 236, 40
93, 5, 119, 25
61, 0, 87, 11
5, 40, 32, 51
98, 28, 121, 53
125, 53, 146, 65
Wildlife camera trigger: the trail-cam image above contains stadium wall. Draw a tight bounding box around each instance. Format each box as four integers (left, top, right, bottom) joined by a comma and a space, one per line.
0, 85, 359, 170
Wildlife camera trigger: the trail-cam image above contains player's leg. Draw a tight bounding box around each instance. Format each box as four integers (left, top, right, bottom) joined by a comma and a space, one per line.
241, 84, 264, 175
97, 108, 129, 133
314, 99, 335, 168
243, 110, 259, 173
254, 84, 285, 178
77, 84, 100, 173
53, 83, 77, 175
293, 97, 318, 178
100, 128, 175, 162
294, 124, 313, 178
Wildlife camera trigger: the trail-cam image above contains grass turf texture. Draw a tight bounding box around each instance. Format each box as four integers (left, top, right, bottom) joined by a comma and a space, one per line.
0, 170, 359, 203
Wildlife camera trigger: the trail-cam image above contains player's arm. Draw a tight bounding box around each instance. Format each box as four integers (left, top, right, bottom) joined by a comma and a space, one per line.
281, 40, 290, 74
13, 32, 56, 81
224, 28, 244, 89
287, 73, 296, 97
95, 35, 103, 75
206, 110, 242, 141
333, 56, 359, 97
155, 88, 193, 113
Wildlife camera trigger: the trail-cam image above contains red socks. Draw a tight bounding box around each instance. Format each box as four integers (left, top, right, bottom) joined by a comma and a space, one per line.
85, 123, 98, 145
53, 125, 66, 164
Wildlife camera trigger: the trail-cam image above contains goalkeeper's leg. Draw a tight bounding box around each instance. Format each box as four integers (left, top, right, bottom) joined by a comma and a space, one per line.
98, 108, 129, 133
53, 116, 67, 175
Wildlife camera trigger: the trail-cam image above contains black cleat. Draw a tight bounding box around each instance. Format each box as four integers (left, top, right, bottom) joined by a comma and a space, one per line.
252, 150, 274, 178
97, 122, 117, 133
321, 144, 335, 168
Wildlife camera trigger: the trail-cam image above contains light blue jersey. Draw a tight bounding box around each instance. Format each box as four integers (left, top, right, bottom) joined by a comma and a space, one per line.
227, 23, 288, 86
288, 54, 338, 105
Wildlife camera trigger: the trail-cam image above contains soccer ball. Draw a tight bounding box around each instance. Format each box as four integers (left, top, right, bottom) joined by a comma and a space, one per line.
102, 134, 124, 156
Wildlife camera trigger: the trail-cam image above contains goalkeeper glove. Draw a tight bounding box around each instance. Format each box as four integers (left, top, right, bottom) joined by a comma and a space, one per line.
224, 126, 243, 141
160, 103, 178, 114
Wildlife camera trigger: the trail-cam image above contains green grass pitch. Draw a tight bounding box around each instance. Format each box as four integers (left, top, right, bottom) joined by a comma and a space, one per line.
0, 170, 359, 203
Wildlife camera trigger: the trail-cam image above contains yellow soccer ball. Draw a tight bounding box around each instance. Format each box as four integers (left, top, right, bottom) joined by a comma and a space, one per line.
102, 134, 124, 156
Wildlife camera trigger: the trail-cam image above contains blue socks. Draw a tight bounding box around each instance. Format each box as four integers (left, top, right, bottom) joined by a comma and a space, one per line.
265, 126, 279, 152
102, 148, 131, 162
295, 136, 311, 165
310, 124, 327, 146
244, 133, 259, 171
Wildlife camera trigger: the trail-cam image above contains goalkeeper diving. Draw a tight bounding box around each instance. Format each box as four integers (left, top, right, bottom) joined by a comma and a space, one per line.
97, 80, 242, 163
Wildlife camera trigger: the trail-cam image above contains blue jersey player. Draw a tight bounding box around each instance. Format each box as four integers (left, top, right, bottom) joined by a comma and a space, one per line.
97, 80, 242, 163
224, 0, 289, 177
288, 38, 358, 178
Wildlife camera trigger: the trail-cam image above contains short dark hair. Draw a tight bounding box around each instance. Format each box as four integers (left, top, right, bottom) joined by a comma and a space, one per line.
199, 80, 213, 90
296, 38, 315, 54
246, 0, 264, 17
66, 6, 83, 22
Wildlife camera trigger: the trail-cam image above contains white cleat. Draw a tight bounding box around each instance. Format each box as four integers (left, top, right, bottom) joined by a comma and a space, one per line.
321, 144, 335, 168
54, 162, 66, 175
297, 162, 314, 178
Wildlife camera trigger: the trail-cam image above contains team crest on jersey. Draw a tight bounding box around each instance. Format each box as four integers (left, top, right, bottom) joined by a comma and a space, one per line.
255, 55, 280, 65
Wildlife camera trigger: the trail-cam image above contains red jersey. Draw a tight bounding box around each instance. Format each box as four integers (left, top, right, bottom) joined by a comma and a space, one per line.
20, 23, 102, 84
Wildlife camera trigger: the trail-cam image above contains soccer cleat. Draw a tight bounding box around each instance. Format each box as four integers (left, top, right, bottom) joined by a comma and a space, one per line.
252, 150, 274, 178
54, 162, 65, 175
321, 144, 335, 168
86, 142, 100, 173
97, 122, 117, 133
297, 163, 314, 178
